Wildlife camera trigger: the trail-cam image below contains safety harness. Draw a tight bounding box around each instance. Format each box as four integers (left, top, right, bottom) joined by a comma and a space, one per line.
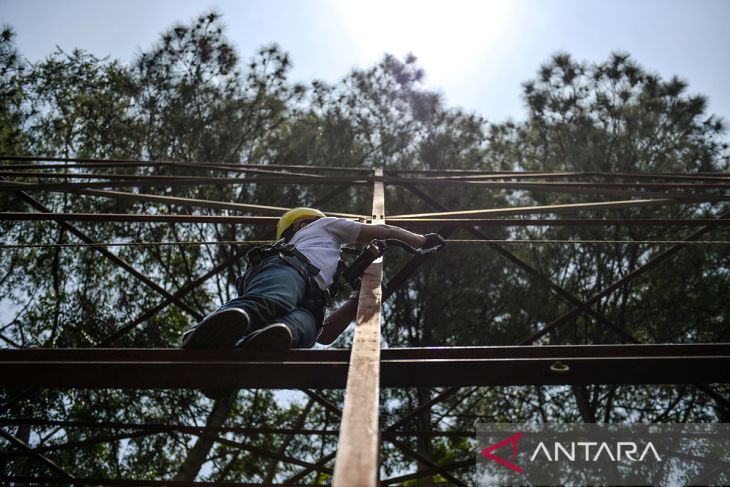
237, 237, 444, 327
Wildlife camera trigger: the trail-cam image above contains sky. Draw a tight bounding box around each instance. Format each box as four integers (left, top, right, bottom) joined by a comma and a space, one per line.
2, 0, 730, 124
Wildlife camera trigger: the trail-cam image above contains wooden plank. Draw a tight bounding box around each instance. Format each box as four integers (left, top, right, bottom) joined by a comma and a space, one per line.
333, 168, 385, 486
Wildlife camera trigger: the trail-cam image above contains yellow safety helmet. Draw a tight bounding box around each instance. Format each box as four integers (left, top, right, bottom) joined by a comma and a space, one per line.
276, 207, 326, 240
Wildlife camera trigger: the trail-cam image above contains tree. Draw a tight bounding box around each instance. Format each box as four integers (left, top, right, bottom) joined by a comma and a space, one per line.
1, 13, 729, 484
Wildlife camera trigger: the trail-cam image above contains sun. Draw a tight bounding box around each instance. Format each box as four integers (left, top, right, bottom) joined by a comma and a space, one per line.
333, 0, 516, 86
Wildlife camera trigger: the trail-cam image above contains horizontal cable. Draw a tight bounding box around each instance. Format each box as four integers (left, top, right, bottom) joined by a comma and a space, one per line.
0, 154, 374, 173
387, 198, 680, 219
4, 155, 730, 179
2, 238, 729, 250
0, 240, 275, 249
6, 169, 730, 189
3, 213, 730, 227
446, 239, 730, 245
0, 418, 472, 438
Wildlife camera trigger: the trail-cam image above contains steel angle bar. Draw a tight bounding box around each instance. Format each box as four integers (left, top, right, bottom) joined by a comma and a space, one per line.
0, 418, 342, 437
521, 209, 730, 344
384, 175, 730, 190
3, 345, 729, 389
380, 458, 473, 486
0, 171, 368, 185
387, 218, 730, 227
386, 438, 468, 487
0, 212, 279, 225
403, 184, 638, 343
388, 197, 678, 219
0, 417, 471, 438
201, 433, 333, 475
4, 156, 728, 178
1, 422, 332, 476
99, 246, 249, 346
312, 184, 352, 208
285, 451, 337, 484
0, 429, 81, 485
385, 168, 730, 180
0, 154, 374, 173
69, 187, 365, 219
383, 386, 462, 432
0, 175, 370, 193
1, 243, 244, 413
0, 476, 312, 486
13, 190, 204, 321
0, 430, 154, 458
694, 384, 730, 416
299, 389, 342, 417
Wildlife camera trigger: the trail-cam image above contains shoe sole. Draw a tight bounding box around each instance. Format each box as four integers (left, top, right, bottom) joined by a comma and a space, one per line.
241, 324, 292, 352
181, 309, 250, 350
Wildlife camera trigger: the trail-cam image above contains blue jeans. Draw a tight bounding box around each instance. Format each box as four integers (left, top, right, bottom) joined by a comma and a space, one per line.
219, 256, 319, 348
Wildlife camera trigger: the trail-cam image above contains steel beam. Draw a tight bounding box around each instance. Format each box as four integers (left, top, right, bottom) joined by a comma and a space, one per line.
0, 476, 312, 486
1, 345, 729, 389
521, 209, 730, 344
13, 190, 204, 321
403, 184, 639, 342
5, 213, 730, 227
0, 429, 81, 485
0, 172, 370, 192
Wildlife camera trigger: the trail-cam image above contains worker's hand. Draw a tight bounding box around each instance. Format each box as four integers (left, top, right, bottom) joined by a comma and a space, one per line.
421, 233, 446, 252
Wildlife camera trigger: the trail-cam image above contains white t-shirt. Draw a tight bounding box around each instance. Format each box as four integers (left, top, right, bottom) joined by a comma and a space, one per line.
288, 217, 363, 289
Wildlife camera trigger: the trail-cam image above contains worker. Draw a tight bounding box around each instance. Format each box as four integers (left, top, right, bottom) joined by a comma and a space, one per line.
181, 207, 445, 352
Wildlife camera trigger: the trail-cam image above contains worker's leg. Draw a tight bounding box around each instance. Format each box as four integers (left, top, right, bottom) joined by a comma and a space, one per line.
219, 256, 306, 329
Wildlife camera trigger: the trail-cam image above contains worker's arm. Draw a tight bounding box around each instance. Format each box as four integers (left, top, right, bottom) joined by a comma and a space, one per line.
356, 223, 427, 248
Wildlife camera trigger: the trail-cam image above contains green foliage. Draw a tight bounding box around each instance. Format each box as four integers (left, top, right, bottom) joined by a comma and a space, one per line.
1, 12, 729, 485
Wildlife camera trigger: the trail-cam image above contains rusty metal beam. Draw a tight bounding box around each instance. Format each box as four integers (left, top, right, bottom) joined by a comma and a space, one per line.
98, 246, 250, 346
2, 345, 729, 389
0, 429, 81, 485
0, 175, 370, 193
380, 458, 473, 486
332, 168, 385, 487
0, 476, 312, 486
0, 154, 373, 173
0, 212, 279, 224
5, 213, 730, 227
13, 190, 204, 321
71, 188, 364, 219
383, 386, 461, 433
402, 184, 638, 343
386, 438, 468, 487
4, 156, 728, 179
0, 418, 472, 438
521, 209, 730, 344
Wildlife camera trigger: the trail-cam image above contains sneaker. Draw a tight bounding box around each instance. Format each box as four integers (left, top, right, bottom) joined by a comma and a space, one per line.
238, 323, 293, 352
181, 308, 251, 350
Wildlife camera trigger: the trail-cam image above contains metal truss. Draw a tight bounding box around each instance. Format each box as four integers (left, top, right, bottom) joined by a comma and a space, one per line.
1, 155, 729, 485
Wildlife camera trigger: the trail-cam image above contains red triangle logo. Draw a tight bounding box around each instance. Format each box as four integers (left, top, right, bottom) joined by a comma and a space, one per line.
481, 431, 524, 473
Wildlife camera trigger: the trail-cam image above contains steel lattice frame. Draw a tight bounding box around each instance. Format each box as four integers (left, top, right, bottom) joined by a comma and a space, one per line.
1, 154, 729, 486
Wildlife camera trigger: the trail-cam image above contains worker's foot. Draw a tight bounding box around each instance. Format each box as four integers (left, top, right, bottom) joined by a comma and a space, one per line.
238, 323, 293, 352
181, 308, 251, 350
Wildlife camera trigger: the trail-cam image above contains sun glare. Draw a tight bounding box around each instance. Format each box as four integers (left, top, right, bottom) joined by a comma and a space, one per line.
333, 0, 515, 86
